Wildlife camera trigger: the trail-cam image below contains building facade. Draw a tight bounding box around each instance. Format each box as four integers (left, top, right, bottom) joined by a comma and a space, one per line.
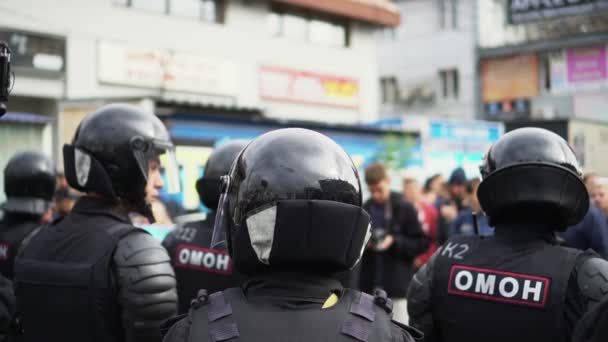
377, 0, 478, 120
477, 0, 608, 122
0, 0, 399, 202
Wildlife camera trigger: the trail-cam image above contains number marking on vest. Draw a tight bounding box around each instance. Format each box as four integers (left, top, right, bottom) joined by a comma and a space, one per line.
447, 265, 550, 308
175, 244, 233, 275
441, 242, 470, 260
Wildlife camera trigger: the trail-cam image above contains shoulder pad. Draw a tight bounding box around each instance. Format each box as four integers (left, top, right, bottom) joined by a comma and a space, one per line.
577, 256, 608, 305
114, 232, 171, 266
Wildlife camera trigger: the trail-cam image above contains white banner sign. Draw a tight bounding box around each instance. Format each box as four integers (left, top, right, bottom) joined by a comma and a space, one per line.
98, 41, 239, 96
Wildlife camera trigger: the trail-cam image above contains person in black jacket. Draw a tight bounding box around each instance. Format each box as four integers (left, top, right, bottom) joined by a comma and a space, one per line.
14, 104, 178, 342
162, 128, 421, 342
360, 163, 429, 324
407, 128, 608, 342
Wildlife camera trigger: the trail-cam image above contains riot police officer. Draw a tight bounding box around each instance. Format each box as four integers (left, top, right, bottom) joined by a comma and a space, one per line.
407, 127, 608, 342
0, 152, 56, 279
162, 128, 421, 342
163, 140, 247, 314
14, 104, 179, 342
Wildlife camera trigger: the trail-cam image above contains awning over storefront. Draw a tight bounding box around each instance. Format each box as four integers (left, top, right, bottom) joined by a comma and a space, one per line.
272, 0, 400, 26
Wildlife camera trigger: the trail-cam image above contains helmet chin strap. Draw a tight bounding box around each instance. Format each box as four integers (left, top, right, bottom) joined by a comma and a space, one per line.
140, 202, 156, 224
119, 189, 156, 224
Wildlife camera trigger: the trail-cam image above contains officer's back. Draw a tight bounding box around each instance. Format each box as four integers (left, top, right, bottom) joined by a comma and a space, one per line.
407, 128, 608, 342
162, 128, 421, 342
14, 104, 179, 342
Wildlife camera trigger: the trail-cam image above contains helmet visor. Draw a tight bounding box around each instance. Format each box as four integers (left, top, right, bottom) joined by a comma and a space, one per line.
211, 175, 230, 248
132, 138, 181, 194
158, 145, 181, 194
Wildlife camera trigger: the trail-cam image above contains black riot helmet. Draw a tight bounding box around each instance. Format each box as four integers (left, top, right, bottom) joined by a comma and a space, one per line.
478, 127, 588, 230
63, 103, 180, 222
2, 152, 56, 215
212, 128, 371, 275
196, 140, 248, 211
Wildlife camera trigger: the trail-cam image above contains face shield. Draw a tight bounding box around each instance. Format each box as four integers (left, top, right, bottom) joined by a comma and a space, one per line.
131, 137, 181, 194
211, 175, 231, 248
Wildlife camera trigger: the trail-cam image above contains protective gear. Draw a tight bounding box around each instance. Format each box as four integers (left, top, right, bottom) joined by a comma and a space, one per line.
0, 217, 39, 279
114, 231, 180, 341
2, 152, 56, 216
213, 128, 371, 275
62, 104, 179, 222
196, 140, 248, 210
14, 196, 177, 342
433, 235, 577, 341
576, 257, 608, 307
162, 275, 422, 342
478, 127, 588, 228
162, 215, 245, 314
407, 229, 608, 342
573, 295, 608, 342
187, 289, 416, 342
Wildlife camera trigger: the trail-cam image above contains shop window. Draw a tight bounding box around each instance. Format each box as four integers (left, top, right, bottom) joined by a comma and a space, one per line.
268, 4, 349, 47
381, 76, 398, 104
439, 69, 459, 99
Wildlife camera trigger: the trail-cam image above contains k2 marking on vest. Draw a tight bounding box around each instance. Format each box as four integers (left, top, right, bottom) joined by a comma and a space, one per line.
175, 244, 233, 275
0, 243, 9, 261
441, 242, 470, 260
447, 265, 550, 308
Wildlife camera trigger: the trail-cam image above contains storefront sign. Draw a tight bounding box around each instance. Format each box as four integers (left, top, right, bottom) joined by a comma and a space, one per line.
567, 46, 607, 84
481, 55, 539, 102
259, 65, 360, 108
98, 42, 168, 88
550, 45, 608, 93
508, 0, 608, 24
163, 53, 238, 96
97, 42, 239, 96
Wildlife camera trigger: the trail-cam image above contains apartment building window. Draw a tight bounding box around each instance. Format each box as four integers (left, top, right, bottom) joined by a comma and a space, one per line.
381, 77, 398, 104
268, 4, 349, 47
439, 69, 459, 99
438, 0, 458, 29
